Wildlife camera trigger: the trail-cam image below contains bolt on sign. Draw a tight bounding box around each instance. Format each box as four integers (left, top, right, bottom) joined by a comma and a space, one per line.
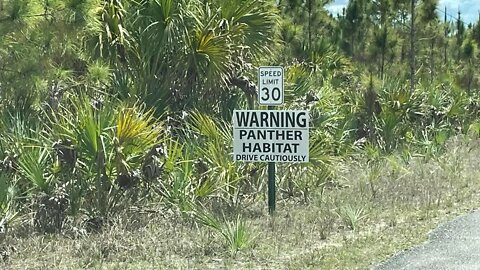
258, 66, 284, 106
233, 110, 309, 163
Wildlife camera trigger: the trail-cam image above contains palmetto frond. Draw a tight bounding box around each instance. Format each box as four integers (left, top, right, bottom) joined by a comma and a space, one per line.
115, 103, 163, 176
185, 111, 243, 200
116, 106, 159, 148
18, 146, 53, 192
188, 4, 233, 89
217, 0, 278, 57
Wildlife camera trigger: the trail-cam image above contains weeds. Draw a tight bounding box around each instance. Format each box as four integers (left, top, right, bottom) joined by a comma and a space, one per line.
194, 208, 254, 255
337, 203, 367, 231
223, 215, 254, 254
366, 161, 381, 199
2, 138, 480, 269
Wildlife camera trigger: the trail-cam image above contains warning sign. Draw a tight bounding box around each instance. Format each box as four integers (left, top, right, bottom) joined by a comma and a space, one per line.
233, 110, 309, 163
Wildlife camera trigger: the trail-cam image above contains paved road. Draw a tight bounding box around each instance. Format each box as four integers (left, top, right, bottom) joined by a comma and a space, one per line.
376, 210, 480, 270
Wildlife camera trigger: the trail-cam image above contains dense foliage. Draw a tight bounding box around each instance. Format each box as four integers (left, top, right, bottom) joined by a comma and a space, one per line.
1, 0, 480, 236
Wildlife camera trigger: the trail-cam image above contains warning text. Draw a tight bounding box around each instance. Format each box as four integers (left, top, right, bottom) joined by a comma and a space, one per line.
233, 110, 309, 163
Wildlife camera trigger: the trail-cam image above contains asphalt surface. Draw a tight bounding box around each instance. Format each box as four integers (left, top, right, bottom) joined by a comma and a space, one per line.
376, 210, 480, 270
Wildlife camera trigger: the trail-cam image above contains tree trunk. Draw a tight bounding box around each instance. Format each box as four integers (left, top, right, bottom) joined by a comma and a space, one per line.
308, 0, 314, 50
351, 34, 355, 59
444, 6, 448, 65
457, 11, 462, 63
381, 26, 387, 80
410, 0, 416, 93
381, 43, 385, 80
430, 37, 435, 82
468, 64, 473, 93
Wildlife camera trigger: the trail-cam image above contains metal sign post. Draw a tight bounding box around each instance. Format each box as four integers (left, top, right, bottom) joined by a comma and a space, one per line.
259, 66, 283, 215
267, 105, 276, 214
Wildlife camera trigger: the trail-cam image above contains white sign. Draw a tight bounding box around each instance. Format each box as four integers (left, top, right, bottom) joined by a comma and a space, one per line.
258, 66, 284, 106
233, 110, 309, 163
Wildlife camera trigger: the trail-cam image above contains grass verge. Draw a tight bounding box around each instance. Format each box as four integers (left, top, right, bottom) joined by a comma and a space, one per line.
2, 137, 480, 269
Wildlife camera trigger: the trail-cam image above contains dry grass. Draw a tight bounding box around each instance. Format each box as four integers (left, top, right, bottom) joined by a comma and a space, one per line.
2, 137, 480, 269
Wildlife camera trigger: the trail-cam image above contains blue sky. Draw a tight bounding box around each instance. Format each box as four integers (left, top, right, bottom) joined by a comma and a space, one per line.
326, 0, 480, 25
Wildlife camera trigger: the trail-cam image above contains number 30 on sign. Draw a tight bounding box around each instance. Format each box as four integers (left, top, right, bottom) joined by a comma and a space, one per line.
258, 66, 284, 106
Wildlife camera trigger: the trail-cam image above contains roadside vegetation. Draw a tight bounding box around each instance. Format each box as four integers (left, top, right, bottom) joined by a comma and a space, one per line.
1, 0, 480, 269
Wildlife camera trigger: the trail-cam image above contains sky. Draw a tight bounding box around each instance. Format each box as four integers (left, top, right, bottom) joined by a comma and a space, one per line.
326, 0, 480, 25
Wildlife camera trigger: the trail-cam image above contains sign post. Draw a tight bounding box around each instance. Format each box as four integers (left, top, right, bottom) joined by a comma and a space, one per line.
267, 105, 276, 214
259, 66, 284, 215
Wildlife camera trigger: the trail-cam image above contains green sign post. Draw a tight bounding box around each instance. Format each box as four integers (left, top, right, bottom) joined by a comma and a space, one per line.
260, 67, 283, 215
267, 105, 276, 214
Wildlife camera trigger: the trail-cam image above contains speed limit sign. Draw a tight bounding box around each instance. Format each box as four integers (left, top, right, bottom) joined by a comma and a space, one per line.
258, 66, 284, 106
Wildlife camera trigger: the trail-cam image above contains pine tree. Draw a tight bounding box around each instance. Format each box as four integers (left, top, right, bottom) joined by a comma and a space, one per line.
456, 11, 466, 62
409, 0, 416, 93
472, 14, 480, 47
418, 0, 439, 81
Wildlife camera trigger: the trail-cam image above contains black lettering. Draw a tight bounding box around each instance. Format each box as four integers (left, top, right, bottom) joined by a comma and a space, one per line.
284, 144, 292, 153
276, 130, 285, 140
286, 130, 294, 140
291, 143, 299, 152
260, 87, 269, 101
267, 130, 275, 139
274, 143, 284, 152
265, 79, 277, 84
286, 113, 295, 127
249, 130, 262, 140
295, 131, 302, 140
270, 111, 279, 127
239, 130, 247, 139
263, 143, 271, 153
235, 111, 249, 127
257, 130, 265, 140
250, 112, 259, 127
272, 87, 281, 101
261, 112, 269, 127
296, 112, 307, 128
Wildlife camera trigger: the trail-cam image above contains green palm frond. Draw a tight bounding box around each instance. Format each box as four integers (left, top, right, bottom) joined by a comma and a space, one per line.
116, 105, 159, 148
285, 64, 314, 103
218, 0, 278, 56
18, 146, 53, 192
0, 173, 16, 215
191, 12, 232, 86
194, 209, 253, 254
186, 111, 243, 200
188, 111, 230, 141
